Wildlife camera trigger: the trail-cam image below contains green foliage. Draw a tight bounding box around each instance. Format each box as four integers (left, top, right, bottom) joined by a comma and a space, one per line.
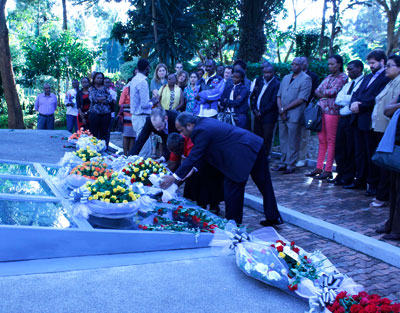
308, 60, 329, 82
119, 59, 138, 82
294, 31, 320, 58
112, 0, 202, 67
22, 32, 98, 86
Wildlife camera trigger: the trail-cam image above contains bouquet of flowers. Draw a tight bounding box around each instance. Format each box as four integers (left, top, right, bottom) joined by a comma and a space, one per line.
73, 147, 101, 162
213, 225, 363, 313
77, 136, 106, 152
137, 205, 226, 234
86, 175, 140, 204
121, 157, 168, 186
68, 128, 92, 144
70, 161, 113, 180
327, 291, 400, 313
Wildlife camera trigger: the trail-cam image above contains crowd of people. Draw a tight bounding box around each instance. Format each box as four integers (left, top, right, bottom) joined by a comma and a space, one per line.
33, 50, 400, 239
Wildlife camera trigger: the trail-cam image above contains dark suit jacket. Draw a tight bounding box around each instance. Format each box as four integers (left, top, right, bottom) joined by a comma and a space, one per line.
250, 76, 280, 124
129, 110, 179, 159
220, 83, 250, 115
175, 117, 263, 183
350, 71, 390, 131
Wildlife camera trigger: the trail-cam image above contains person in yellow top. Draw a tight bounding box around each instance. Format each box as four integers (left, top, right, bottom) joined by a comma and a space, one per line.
158, 74, 184, 111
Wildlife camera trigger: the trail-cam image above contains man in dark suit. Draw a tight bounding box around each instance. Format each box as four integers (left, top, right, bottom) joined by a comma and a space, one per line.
128, 108, 178, 160
251, 64, 280, 157
344, 49, 390, 196
160, 113, 283, 226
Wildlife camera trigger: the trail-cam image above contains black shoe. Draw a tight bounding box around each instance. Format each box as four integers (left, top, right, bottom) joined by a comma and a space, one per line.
260, 218, 284, 227
334, 179, 346, 186
283, 168, 296, 174
365, 188, 377, 197
376, 227, 390, 234
383, 233, 400, 240
316, 171, 333, 180
271, 164, 286, 171
343, 182, 366, 190
305, 168, 322, 177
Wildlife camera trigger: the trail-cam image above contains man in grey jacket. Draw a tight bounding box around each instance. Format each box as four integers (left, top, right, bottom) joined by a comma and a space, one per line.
272, 58, 312, 174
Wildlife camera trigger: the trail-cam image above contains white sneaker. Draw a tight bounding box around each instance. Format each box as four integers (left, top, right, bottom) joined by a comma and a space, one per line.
296, 160, 307, 168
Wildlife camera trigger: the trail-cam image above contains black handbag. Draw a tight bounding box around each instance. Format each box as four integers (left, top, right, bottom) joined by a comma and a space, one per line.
217, 108, 237, 126
372, 145, 400, 172
303, 100, 322, 132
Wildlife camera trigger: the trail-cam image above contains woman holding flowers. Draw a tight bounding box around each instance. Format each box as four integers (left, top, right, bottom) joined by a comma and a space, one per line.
88, 72, 114, 146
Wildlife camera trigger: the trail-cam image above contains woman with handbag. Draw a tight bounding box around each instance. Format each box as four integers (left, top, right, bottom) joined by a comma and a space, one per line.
306, 55, 348, 179
219, 69, 250, 129
369, 54, 400, 208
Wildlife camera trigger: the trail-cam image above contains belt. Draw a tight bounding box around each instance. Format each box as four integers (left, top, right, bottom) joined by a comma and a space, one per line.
39, 113, 54, 117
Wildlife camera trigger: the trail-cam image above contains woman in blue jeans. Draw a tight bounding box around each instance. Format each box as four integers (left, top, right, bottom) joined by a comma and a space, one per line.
88, 72, 113, 145
219, 69, 250, 129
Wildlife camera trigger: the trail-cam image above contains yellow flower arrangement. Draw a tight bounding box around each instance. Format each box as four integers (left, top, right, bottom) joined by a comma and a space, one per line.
73, 147, 101, 162
85, 175, 140, 203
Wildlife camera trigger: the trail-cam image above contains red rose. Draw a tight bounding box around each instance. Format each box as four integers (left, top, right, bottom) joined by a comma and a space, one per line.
142, 226, 148, 230
203, 222, 208, 228
380, 298, 391, 305
363, 304, 378, 313
358, 292, 368, 298
276, 240, 284, 245
360, 297, 369, 306
277, 246, 284, 252
138, 225, 143, 229
177, 205, 183, 209
304, 255, 308, 260
184, 213, 189, 217
288, 284, 298, 291
210, 230, 215, 234
292, 247, 300, 254
380, 304, 393, 313
270, 244, 275, 248
336, 291, 348, 300
153, 217, 158, 224
158, 209, 163, 215
290, 241, 295, 246
173, 210, 179, 216
335, 308, 345, 313
131, 178, 135, 183
350, 304, 363, 313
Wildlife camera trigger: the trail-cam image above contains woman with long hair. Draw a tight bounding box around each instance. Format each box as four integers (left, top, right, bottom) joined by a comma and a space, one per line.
306, 55, 348, 179
150, 63, 168, 98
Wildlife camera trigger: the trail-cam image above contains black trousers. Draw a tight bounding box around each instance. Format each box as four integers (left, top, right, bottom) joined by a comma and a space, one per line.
334, 116, 355, 184
254, 119, 276, 157
224, 144, 281, 224
88, 112, 111, 144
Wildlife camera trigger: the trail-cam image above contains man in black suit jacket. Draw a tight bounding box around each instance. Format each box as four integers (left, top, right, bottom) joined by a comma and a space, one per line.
128, 108, 178, 160
251, 64, 280, 157
160, 113, 283, 226
345, 49, 390, 195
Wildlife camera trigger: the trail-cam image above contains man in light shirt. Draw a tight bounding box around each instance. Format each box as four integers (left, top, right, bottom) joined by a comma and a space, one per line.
64, 79, 79, 133
129, 59, 152, 139
35, 83, 58, 130
331, 60, 364, 186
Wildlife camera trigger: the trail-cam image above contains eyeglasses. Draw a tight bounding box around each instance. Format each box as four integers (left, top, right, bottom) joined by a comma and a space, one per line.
385, 64, 399, 69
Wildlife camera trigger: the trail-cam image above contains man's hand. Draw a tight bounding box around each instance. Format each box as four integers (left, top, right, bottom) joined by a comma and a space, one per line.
350, 101, 360, 113
160, 175, 175, 189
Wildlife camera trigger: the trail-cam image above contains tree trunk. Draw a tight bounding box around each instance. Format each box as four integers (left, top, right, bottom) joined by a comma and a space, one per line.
386, 9, 400, 55
237, 0, 267, 62
0, 0, 25, 129
152, 0, 161, 62
329, 0, 339, 56
62, 0, 67, 30
318, 0, 328, 60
